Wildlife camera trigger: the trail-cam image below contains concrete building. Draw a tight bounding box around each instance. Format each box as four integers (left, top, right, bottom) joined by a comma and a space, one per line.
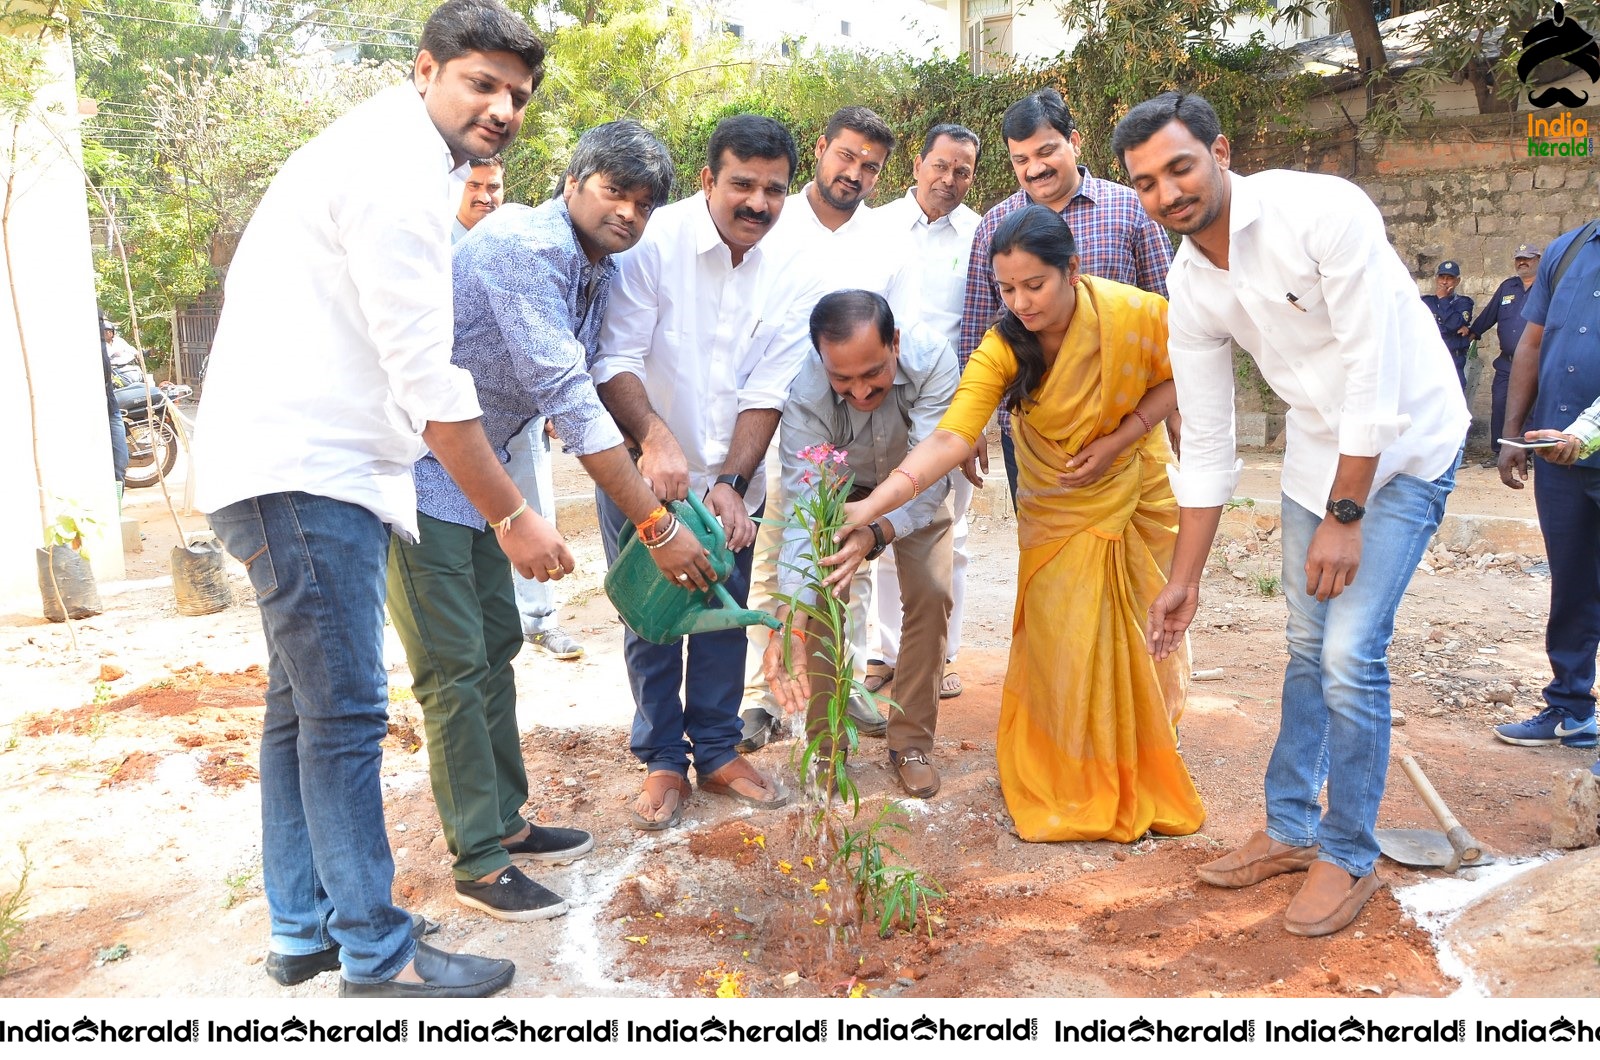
701, 0, 945, 57
916, 0, 1334, 71
0, 8, 124, 608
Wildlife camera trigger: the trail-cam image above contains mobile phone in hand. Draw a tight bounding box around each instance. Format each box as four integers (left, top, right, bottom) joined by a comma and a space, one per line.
1497, 437, 1561, 449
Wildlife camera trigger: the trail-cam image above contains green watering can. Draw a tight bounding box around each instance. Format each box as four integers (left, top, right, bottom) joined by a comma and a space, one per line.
604, 491, 782, 644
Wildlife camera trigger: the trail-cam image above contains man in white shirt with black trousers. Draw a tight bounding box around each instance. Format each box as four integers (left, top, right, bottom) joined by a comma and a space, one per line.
592, 115, 821, 831
1116, 92, 1466, 938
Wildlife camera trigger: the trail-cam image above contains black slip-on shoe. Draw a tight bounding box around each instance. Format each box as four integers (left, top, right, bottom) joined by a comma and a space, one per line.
338, 940, 515, 999
847, 694, 887, 737
454, 865, 569, 922
501, 824, 594, 865
265, 945, 341, 987
737, 705, 783, 753
265, 911, 436, 986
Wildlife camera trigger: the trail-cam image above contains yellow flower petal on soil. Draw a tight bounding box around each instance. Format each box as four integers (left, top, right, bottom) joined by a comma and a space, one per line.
812, 917, 827, 925
810, 879, 830, 894
653, 912, 664, 919
624, 935, 649, 945
777, 860, 793, 874
801, 856, 816, 869
849, 983, 866, 999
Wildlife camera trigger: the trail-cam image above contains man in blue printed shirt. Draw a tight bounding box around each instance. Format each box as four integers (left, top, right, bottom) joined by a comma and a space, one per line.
1467, 242, 1541, 466
1421, 260, 1474, 392
386, 121, 715, 922
1495, 218, 1600, 759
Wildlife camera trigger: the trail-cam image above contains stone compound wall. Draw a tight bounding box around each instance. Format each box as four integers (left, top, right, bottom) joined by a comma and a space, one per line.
1234, 107, 1600, 452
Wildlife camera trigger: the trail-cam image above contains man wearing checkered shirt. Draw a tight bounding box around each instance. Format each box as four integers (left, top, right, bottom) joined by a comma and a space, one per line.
958, 88, 1173, 504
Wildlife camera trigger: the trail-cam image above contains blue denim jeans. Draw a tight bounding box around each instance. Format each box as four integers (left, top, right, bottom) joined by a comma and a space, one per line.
1266, 467, 1454, 877
505, 417, 557, 636
209, 493, 414, 983
597, 489, 755, 778
1533, 461, 1600, 722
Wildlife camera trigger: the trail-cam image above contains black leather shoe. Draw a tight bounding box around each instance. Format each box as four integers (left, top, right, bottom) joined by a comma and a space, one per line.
265, 945, 341, 986
737, 705, 783, 753
338, 940, 515, 998
264, 912, 436, 986
847, 694, 887, 737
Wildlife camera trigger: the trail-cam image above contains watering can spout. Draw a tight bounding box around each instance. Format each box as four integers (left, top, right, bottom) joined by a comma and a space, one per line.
603, 492, 783, 644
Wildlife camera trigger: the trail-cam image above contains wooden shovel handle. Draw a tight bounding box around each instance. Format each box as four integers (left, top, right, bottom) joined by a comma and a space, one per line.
1399, 754, 1483, 863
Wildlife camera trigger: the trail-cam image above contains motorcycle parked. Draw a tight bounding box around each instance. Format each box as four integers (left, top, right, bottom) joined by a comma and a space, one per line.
113, 371, 191, 490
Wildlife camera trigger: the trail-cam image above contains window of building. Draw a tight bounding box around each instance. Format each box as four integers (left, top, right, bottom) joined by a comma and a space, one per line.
840, 20, 851, 35
723, 21, 743, 38
964, 0, 1014, 74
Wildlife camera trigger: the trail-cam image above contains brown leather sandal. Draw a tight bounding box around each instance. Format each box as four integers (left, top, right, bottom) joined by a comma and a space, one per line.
864, 660, 895, 694
699, 757, 789, 809
630, 770, 691, 831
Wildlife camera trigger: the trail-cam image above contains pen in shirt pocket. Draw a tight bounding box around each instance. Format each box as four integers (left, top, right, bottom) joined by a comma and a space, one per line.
1285, 293, 1307, 312
750, 316, 763, 337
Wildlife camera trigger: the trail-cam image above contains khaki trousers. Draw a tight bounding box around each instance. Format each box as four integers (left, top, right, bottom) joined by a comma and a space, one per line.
807, 502, 953, 755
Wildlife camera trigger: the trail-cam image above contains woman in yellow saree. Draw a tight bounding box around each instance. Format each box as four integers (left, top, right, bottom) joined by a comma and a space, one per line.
842, 205, 1205, 842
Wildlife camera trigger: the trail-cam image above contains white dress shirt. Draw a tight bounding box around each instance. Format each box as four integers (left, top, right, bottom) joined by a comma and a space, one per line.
1165, 169, 1468, 516
767, 185, 920, 325
592, 192, 823, 512
869, 188, 980, 352
105, 334, 140, 370
195, 85, 481, 540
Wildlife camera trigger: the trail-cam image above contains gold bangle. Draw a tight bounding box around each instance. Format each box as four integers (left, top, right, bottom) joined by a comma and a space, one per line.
891, 466, 921, 498
492, 499, 529, 536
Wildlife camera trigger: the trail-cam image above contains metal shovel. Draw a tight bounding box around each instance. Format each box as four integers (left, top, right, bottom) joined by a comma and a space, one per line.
1377, 754, 1494, 872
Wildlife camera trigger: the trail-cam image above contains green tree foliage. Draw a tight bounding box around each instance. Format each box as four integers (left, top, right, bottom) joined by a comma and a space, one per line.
1053, 0, 1317, 182
74, 0, 1312, 362
1386, 0, 1599, 120
85, 57, 399, 356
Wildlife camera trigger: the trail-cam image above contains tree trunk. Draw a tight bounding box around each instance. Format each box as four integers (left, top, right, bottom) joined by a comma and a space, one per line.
1466, 56, 1512, 114
1337, 0, 1391, 97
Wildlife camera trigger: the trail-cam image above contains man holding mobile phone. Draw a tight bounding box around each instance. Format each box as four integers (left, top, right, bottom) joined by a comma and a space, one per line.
1495, 218, 1600, 763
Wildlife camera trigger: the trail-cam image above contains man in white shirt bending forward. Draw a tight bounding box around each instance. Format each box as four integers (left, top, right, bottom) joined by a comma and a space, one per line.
1117, 92, 1466, 938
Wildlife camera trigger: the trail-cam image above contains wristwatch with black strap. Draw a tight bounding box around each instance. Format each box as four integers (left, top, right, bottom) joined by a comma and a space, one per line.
714, 473, 749, 498
863, 520, 889, 561
1325, 497, 1366, 524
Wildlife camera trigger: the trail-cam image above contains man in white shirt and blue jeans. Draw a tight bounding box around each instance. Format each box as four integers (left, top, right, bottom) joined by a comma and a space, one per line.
197, 0, 559, 997
1118, 92, 1467, 938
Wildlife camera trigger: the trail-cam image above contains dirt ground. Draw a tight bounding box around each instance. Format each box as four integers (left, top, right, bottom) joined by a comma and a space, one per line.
0, 445, 1596, 999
